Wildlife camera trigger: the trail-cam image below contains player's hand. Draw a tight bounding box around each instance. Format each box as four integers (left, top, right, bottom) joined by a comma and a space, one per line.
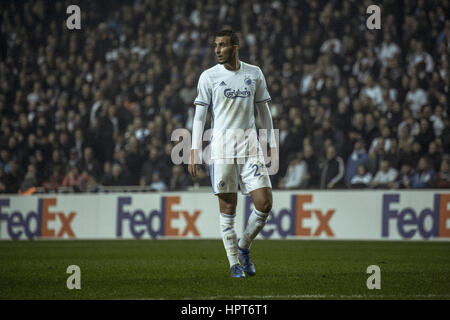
188, 149, 201, 178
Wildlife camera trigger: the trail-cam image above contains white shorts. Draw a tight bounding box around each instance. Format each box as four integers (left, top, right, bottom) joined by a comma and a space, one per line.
209, 156, 272, 195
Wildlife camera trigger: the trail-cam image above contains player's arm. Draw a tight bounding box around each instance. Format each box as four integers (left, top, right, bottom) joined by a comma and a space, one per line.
254, 66, 277, 157
189, 104, 208, 177
189, 71, 211, 178
255, 100, 277, 157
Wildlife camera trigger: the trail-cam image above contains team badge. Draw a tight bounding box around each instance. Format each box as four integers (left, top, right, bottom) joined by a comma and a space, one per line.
218, 180, 226, 189
244, 76, 252, 86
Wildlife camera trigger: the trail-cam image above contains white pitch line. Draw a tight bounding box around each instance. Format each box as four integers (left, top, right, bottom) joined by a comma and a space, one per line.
132, 293, 450, 300
191, 294, 450, 300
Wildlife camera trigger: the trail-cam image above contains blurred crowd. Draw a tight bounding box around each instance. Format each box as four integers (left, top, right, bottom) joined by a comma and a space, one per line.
0, 0, 449, 194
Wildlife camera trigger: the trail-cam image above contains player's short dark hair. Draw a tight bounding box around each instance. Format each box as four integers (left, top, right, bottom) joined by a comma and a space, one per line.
215, 29, 239, 46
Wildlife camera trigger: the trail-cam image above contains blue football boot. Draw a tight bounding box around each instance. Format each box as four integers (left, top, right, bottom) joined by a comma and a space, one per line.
230, 263, 246, 278
238, 245, 256, 276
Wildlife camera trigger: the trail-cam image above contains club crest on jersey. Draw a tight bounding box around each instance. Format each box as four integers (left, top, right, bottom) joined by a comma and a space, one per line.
218, 180, 226, 189
224, 88, 251, 99
244, 76, 252, 86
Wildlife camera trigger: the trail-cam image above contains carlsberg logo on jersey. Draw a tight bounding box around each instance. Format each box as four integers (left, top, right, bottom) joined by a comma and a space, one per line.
223, 74, 253, 99
224, 88, 251, 99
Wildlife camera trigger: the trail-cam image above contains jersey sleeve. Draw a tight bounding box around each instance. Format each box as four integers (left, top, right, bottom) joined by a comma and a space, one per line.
194, 71, 212, 107
254, 68, 271, 104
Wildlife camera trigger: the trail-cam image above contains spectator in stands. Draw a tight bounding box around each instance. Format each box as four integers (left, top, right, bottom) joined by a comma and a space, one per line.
140, 147, 168, 186
20, 163, 37, 192
430, 104, 445, 137
411, 156, 435, 188
345, 139, 368, 186
59, 131, 73, 161
125, 137, 143, 186
384, 138, 400, 169
42, 166, 64, 190
67, 149, 79, 169
43, 149, 66, 183
303, 142, 319, 188
398, 124, 414, 154
320, 144, 345, 189
81, 170, 98, 192
350, 164, 372, 189
409, 140, 424, 169
103, 163, 128, 186
406, 39, 434, 75
398, 109, 420, 139
363, 112, 379, 148
33, 150, 46, 186
346, 112, 365, 154
149, 171, 168, 192
395, 162, 415, 189
169, 165, 190, 191
22, 134, 39, 168
0, 149, 10, 173
279, 117, 301, 176
430, 157, 450, 189
78, 147, 101, 181
62, 166, 84, 189
73, 128, 89, 160
416, 118, 436, 153
405, 77, 428, 118
378, 32, 401, 67
367, 137, 386, 174
101, 162, 112, 186
361, 75, 383, 111
191, 166, 210, 188
278, 153, 308, 190
427, 140, 442, 172
0, 168, 5, 193
335, 101, 351, 136
370, 159, 398, 189
387, 101, 403, 129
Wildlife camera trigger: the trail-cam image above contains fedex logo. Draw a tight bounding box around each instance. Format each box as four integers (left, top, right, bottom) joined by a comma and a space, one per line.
382, 194, 450, 239
116, 196, 201, 238
245, 194, 335, 238
0, 198, 76, 240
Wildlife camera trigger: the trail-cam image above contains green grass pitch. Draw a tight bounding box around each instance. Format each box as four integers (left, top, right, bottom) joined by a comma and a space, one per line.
0, 240, 449, 300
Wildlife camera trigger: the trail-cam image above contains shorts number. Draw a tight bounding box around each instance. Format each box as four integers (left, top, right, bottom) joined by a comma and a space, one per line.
251, 164, 261, 177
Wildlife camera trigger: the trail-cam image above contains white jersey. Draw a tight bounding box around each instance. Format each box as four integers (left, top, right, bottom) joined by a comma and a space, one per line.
194, 61, 271, 160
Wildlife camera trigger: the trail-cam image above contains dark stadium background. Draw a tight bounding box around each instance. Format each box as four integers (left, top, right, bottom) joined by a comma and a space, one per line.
0, 0, 448, 194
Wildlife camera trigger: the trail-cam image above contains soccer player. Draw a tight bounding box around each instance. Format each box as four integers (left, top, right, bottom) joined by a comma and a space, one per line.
188, 30, 277, 278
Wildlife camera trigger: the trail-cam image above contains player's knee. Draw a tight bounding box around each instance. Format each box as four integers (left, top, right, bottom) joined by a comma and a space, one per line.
255, 200, 272, 214
220, 204, 236, 215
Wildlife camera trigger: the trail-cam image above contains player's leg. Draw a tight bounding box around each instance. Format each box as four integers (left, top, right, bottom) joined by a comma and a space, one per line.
218, 193, 244, 277
237, 157, 273, 275
242, 186, 272, 247
211, 159, 245, 278
237, 187, 272, 276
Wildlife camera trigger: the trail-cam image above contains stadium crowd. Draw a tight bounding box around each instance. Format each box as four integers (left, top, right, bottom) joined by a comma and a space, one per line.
0, 0, 449, 194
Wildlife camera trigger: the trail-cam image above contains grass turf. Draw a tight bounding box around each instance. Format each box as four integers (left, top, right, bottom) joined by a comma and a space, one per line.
0, 240, 449, 300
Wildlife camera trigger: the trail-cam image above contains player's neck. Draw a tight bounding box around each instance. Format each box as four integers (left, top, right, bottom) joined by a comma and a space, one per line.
224, 58, 240, 71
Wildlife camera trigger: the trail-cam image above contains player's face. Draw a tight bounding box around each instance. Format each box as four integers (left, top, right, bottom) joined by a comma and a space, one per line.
214, 36, 236, 65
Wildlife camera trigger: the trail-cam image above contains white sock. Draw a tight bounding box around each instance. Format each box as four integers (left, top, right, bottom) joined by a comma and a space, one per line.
219, 212, 239, 267
239, 208, 269, 249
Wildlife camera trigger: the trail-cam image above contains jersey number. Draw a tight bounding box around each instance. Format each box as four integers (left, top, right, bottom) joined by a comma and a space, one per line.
251, 164, 261, 177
